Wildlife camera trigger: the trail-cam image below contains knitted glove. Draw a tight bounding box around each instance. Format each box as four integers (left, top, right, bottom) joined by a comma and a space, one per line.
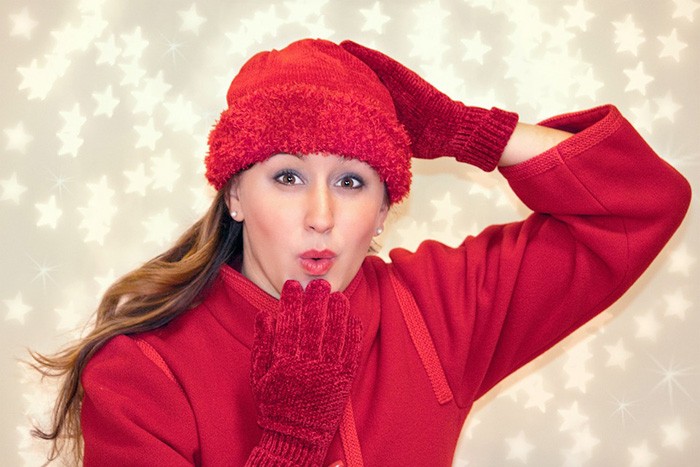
340, 40, 519, 171
247, 280, 362, 467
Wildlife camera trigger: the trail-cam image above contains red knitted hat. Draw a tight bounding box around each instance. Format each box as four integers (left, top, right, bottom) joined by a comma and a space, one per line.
206, 39, 412, 204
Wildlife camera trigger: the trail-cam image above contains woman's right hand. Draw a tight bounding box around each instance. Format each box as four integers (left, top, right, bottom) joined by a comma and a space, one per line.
247, 279, 362, 466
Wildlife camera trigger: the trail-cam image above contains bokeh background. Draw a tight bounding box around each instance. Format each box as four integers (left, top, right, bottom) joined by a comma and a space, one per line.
2, 0, 698, 465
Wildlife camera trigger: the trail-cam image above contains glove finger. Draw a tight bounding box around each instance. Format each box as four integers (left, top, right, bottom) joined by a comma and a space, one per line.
340, 40, 427, 107
322, 292, 350, 362
251, 309, 275, 384
340, 40, 439, 139
299, 279, 330, 360
340, 40, 401, 83
340, 314, 363, 375
275, 280, 303, 357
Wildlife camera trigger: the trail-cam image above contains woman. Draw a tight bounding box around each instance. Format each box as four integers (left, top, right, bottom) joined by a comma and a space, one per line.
33, 38, 690, 465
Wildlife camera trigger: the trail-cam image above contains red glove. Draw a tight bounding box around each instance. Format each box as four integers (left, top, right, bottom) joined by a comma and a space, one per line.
340, 40, 518, 171
247, 280, 362, 466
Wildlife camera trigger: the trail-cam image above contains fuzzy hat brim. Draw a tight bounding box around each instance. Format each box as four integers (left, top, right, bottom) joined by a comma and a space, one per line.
206, 83, 412, 204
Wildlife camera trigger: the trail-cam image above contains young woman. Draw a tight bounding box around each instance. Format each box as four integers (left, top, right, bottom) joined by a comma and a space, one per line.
33, 38, 690, 466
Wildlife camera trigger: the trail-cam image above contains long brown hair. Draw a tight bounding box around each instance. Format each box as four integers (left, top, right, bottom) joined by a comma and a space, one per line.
30, 183, 242, 464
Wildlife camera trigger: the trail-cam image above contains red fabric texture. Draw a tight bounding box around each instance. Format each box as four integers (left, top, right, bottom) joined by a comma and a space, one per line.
81, 105, 690, 465
388, 268, 454, 405
339, 401, 363, 467
134, 338, 176, 383
206, 39, 413, 204
340, 40, 519, 171
249, 280, 362, 466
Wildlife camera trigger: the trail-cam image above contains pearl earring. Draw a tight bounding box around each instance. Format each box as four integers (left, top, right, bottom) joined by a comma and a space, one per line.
230, 210, 238, 219
375, 227, 383, 235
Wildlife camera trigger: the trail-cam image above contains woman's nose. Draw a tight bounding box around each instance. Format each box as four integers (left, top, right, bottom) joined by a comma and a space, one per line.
305, 184, 334, 233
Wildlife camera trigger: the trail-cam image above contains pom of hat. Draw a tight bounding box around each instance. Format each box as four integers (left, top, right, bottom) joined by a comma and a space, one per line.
206, 39, 413, 204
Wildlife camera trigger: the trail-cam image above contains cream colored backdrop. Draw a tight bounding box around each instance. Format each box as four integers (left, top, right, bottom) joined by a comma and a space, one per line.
2, 0, 698, 465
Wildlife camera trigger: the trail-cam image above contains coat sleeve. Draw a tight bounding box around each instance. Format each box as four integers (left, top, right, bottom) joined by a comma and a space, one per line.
81, 334, 199, 465
389, 105, 691, 407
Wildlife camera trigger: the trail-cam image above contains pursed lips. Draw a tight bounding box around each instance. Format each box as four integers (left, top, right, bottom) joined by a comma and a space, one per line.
299, 249, 337, 275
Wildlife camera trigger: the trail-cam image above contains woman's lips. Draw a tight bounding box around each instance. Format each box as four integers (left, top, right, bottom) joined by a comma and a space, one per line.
299, 250, 336, 276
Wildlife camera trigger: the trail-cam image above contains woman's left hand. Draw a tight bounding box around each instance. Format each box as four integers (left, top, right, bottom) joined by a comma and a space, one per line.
340, 40, 518, 171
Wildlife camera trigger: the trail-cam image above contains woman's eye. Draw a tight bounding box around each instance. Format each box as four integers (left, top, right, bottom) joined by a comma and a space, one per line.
275, 171, 302, 185
336, 175, 364, 189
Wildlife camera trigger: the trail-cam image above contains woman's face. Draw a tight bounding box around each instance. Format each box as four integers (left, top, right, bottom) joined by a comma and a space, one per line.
227, 153, 389, 298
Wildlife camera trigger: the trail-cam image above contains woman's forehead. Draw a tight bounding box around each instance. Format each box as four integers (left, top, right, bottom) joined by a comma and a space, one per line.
264, 153, 376, 170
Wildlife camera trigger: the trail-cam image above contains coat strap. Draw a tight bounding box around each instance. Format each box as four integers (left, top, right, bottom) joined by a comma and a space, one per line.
388, 267, 454, 405
339, 400, 363, 467
134, 337, 177, 384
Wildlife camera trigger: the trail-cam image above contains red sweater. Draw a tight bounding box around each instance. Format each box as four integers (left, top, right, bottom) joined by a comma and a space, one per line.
81, 105, 690, 466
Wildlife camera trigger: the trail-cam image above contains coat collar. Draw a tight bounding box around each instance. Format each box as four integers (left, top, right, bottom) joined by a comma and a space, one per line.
204, 263, 371, 349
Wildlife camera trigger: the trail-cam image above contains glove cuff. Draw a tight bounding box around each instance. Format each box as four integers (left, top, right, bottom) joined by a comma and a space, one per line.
247, 430, 328, 466
449, 107, 519, 171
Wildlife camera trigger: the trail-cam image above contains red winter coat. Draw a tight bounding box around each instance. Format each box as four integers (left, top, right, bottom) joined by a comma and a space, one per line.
81, 105, 690, 466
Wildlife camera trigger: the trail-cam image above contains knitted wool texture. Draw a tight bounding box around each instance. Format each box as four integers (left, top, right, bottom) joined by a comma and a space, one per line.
340, 40, 519, 171
249, 279, 362, 465
206, 39, 413, 204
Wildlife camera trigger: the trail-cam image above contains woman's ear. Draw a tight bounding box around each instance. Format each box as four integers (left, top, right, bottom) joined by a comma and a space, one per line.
375, 197, 390, 235
225, 176, 244, 222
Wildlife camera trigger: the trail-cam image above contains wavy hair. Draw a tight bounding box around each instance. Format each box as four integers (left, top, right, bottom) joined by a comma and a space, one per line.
30, 183, 242, 464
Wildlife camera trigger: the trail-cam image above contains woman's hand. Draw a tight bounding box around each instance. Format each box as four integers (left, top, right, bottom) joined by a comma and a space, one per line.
247, 279, 362, 466
340, 40, 518, 171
